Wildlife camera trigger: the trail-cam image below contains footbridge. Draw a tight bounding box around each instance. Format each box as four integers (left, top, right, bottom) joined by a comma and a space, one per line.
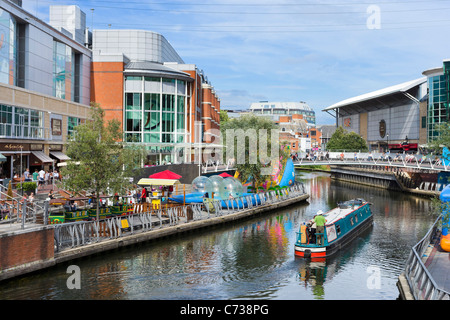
292, 151, 449, 172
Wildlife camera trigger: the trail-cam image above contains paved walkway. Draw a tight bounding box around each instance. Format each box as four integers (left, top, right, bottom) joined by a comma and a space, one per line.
425, 237, 450, 293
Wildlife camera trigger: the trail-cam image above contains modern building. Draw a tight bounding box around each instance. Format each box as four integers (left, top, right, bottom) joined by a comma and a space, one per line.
249, 101, 315, 126
322, 77, 427, 152
0, 1, 91, 180
91, 29, 220, 165
422, 59, 450, 142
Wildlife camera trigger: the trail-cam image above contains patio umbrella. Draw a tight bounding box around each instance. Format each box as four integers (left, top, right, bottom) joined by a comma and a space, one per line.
149, 170, 182, 180
218, 172, 233, 178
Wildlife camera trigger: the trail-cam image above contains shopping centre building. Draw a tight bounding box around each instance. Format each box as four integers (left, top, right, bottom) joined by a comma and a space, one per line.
91, 29, 221, 165
323, 59, 449, 152
0, 1, 91, 180
0, 1, 220, 180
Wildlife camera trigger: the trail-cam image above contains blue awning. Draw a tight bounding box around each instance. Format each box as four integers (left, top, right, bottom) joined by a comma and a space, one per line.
0, 153, 6, 162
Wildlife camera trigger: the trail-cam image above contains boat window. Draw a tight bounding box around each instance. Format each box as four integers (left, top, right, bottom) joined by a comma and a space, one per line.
350, 217, 354, 226
355, 215, 358, 223
336, 224, 341, 235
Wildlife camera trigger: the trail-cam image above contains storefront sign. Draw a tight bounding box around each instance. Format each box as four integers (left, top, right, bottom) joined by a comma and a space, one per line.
0, 143, 29, 151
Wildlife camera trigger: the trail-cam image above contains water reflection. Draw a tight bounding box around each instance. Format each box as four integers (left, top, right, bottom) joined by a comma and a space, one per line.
0, 171, 435, 300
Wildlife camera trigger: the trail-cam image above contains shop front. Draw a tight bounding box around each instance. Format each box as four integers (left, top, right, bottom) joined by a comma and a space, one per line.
0, 143, 55, 180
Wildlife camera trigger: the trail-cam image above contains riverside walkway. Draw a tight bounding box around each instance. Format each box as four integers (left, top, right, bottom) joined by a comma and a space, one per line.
398, 215, 450, 300
0, 183, 309, 281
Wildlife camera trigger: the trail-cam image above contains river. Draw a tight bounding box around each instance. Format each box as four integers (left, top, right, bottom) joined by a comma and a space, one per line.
0, 171, 436, 300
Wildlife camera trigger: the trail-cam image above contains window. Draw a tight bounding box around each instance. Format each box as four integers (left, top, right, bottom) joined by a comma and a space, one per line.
126, 93, 141, 110
53, 41, 73, 100
68, 117, 80, 137
336, 224, 341, 235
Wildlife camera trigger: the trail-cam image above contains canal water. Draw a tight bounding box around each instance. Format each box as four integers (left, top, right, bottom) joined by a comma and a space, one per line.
0, 171, 436, 300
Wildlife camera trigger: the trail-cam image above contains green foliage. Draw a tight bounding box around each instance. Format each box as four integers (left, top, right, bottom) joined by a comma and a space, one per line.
17, 181, 37, 192
428, 123, 450, 154
326, 126, 368, 151
61, 103, 145, 219
7, 180, 13, 200
220, 114, 283, 189
219, 110, 230, 124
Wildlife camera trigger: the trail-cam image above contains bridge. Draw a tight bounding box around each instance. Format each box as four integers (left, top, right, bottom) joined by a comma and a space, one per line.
203, 151, 448, 173
292, 151, 448, 172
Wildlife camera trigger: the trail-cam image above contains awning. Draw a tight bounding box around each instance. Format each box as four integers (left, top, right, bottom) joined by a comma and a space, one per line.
31, 151, 54, 164
149, 170, 182, 179
50, 151, 71, 161
0, 153, 5, 162
137, 178, 180, 186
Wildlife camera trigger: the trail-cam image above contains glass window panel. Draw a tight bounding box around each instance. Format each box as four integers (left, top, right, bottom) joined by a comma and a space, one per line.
177, 113, 184, 130
177, 96, 185, 113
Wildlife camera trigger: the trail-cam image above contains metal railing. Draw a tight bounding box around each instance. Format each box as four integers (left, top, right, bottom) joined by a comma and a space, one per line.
403, 215, 450, 300
53, 183, 307, 253
293, 152, 450, 172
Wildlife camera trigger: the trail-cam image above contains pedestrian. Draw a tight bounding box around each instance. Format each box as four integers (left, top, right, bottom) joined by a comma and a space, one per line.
38, 168, 45, 187
28, 192, 35, 208
0, 200, 9, 220
141, 187, 147, 204
32, 169, 39, 182
45, 170, 50, 185
24, 168, 31, 181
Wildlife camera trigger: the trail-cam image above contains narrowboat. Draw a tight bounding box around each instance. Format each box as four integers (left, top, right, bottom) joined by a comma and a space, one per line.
294, 198, 373, 260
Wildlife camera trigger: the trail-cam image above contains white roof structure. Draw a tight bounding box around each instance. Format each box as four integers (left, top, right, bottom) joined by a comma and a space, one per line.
323, 77, 427, 112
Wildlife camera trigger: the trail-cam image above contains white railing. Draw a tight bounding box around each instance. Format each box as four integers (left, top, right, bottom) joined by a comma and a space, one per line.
293, 152, 449, 172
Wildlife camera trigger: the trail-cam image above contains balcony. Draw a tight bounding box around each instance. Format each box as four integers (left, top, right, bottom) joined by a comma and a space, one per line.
0, 123, 51, 140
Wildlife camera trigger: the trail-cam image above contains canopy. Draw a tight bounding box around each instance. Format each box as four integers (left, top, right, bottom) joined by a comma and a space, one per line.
137, 178, 180, 186
149, 170, 182, 180
218, 172, 233, 177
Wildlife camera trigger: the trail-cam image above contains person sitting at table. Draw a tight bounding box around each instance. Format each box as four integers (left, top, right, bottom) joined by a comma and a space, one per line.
64, 200, 73, 212
0, 200, 9, 220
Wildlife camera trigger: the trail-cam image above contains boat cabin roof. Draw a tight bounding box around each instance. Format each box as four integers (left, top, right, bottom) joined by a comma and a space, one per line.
321, 199, 367, 226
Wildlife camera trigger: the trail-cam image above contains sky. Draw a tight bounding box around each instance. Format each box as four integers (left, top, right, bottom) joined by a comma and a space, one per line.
23, 0, 450, 125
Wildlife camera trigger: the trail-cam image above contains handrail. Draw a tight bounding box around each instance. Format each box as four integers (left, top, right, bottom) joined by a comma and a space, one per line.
53, 183, 307, 252
403, 215, 450, 300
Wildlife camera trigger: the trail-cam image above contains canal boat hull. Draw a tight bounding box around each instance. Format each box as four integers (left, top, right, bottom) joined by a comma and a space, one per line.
295, 199, 373, 260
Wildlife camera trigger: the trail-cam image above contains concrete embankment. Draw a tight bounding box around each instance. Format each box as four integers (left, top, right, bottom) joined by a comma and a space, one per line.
0, 193, 309, 281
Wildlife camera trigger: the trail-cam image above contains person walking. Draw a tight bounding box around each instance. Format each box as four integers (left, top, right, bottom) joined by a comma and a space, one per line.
32, 169, 39, 182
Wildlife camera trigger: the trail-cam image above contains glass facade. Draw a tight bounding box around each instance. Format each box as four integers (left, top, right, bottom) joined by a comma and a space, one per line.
251, 106, 316, 124
427, 73, 449, 141
0, 104, 44, 139
0, 8, 17, 86
124, 76, 187, 163
53, 41, 74, 100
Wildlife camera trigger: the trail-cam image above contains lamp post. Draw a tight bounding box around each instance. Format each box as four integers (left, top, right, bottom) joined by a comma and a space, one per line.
387, 133, 389, 152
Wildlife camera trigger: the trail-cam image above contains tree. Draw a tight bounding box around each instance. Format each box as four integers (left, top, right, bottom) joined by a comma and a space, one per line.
61, 103, 144, 220
428, 123, 450, 154
219, 110, 230, 124
326, 126, 368, 151
221, 114, 283, 189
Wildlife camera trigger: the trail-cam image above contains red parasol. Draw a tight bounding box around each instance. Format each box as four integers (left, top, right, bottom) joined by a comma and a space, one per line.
149, 170, 182, 180
218, 172, 233, 177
